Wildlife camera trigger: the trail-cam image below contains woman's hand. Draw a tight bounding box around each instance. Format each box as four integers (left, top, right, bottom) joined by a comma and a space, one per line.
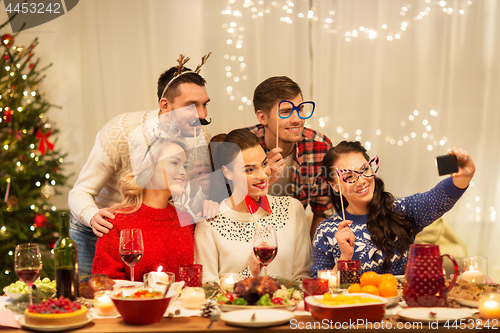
335, 220, 355, 260
249, 250, 263, 277
90, 208, 115, 237
448, 147, 475, 189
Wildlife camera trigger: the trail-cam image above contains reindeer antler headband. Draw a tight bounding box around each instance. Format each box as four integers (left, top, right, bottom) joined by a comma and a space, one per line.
160, 52, 212, 99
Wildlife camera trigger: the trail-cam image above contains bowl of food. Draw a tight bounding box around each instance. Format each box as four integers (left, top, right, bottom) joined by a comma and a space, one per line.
3, 286, 24, 300
305, 293, 387, 323
4, 278, 56, 300
110, 289, 174, 325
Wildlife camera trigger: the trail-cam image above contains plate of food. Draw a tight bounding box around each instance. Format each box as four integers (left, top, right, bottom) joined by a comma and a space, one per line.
447, 279, 499, 308
19, 314, 92, 332
4, 278, 56, 300
216, 276, 301, 312
221, 309, 295, 327
385, 291, 403, 307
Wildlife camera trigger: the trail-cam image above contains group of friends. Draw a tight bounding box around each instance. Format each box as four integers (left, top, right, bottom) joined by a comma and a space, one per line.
68, 54, 476, 283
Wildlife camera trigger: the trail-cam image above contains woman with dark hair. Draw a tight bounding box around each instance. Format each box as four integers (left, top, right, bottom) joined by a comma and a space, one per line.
92, 137, 195, 281
310, 141, 475, 276
195, 128, 311, 282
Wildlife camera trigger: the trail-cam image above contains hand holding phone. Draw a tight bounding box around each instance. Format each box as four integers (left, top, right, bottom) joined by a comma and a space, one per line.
436, 154, 458, 176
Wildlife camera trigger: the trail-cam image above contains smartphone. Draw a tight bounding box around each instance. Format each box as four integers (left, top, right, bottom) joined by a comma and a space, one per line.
436, 154, 458, 176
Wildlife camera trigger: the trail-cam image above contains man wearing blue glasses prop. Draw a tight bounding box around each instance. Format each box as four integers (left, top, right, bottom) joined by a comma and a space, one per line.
246, 76, 334, 239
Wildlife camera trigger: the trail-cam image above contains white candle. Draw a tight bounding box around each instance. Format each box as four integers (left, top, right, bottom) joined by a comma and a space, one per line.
181, 287, 206, 309
94, 291, 118, 316
461, 269, 483, 283
479, 294, 500, 320
319, 270, 338, 288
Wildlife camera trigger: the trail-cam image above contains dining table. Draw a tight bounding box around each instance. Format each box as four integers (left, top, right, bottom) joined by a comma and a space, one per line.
1, 295, 499, 333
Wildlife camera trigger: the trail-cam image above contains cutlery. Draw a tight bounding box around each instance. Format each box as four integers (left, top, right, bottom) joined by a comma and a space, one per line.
207, 311, 220, 329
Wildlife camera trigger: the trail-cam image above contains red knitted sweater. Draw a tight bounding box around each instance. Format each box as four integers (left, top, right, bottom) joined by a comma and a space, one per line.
92, 204, 194, 281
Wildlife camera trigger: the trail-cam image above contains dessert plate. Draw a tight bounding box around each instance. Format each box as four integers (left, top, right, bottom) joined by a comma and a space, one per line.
18, 314, 92, 332
221, 309, 294, 327
398, 307, 471, 324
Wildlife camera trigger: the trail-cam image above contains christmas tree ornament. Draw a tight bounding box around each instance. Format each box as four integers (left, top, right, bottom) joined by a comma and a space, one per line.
41, 182, 55, 199
34, 213, 48, 228
1, 34, 14, 47
35, 129, 55, 155
6, 195, 17, 209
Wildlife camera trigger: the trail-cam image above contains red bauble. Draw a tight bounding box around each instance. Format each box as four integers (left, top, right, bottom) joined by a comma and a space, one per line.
1, 34, 14, 48
34, 213, 48, 228
3, 54, 9, 60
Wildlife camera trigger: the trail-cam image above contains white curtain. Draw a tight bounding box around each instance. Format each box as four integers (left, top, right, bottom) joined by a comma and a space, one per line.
3, 0, 499, 281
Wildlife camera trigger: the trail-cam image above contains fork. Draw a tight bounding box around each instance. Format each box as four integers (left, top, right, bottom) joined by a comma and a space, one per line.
207, 311, 220, 329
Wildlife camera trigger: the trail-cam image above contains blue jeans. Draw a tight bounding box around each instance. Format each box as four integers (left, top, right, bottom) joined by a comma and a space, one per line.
69, 213, 97, 278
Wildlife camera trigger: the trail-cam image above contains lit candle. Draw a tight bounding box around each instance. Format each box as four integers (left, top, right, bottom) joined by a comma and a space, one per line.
94, 291, 118, 316
181, 287, 206, 309
319, 270, 338, 289
220, 273, 242, 293
461, 265, 483, 283
479, 294, 500, 320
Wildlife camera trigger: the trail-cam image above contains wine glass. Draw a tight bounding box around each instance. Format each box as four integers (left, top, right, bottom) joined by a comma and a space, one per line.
14, 243, 43, 305
119, 229, 144, 282
253, 225, 278, 276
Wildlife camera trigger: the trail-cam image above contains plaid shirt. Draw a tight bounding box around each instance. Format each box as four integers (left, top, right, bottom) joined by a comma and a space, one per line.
245, 124, 334, 219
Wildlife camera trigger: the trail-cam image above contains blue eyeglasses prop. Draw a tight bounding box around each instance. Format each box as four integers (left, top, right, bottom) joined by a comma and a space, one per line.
277, 100, 315, 119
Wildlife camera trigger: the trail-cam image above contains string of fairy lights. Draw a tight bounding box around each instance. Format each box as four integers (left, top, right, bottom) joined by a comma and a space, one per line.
220, 0, 496, 224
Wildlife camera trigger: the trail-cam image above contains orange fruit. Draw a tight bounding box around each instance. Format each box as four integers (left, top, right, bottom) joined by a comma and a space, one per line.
347, 283, 361, 293
378, 280, 398, 297
379, 274, 398, 287
360, 285, 380, 296
360, 271, 381, 287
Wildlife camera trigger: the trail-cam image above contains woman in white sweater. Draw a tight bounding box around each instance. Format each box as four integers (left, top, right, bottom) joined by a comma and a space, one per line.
194, 129, 311, 283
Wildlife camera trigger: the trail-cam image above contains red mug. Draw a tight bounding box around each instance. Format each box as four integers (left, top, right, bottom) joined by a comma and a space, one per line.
403, 244, 458, 307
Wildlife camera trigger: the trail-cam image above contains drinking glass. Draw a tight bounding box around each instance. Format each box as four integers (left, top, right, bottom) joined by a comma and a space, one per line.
253, 225, 278, 276
14, 243, 42, 305
179, 264, 203, 287
302, 278, 329, 311
119, 229, 144, 282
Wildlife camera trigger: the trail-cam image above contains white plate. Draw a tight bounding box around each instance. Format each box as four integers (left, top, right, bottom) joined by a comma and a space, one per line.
219, 303, 297, 312
220, 309, 294, 328
112, 280, 143, 288
18, 314, 92, 332
398, 307, 472, 324
448, 297, 479, 308
3, 286, 25, 300
385, 291, 403, 307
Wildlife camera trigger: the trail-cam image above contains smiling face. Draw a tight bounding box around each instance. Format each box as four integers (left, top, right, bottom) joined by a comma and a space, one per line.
257, 94, 305, 145
148, 143, 188, 195
330, 152, 375, 215
223, 145, 271, 201
160, 82, 210, 137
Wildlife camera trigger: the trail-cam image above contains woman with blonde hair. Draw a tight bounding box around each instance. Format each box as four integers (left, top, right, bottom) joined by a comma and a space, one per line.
92, 137, 194, 281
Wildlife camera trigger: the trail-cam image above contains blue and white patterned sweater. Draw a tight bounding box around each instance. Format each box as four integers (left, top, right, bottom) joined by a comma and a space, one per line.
310, 177, 466, 276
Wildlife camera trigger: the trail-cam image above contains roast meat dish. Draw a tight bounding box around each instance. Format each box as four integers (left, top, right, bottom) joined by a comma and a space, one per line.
78, 274, 115, 299
233, 276, 280, 305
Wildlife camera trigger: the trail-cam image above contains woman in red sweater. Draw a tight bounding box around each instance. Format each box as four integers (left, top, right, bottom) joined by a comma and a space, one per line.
92, 137, 194, 281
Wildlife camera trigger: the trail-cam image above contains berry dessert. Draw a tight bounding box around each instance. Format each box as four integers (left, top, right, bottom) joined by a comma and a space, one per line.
24, 296, 88, 326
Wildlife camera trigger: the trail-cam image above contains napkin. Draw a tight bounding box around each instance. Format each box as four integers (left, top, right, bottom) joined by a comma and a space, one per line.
0, 309, 20, 328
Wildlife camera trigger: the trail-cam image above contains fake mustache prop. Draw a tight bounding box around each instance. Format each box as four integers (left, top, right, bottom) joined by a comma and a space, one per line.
189, 118, 212, 127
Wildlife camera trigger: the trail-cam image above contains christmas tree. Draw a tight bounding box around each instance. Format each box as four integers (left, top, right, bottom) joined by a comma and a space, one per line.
0, 17, 68, 287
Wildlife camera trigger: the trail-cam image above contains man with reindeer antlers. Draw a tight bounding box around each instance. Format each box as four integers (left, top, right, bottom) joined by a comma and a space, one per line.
68, 53, 216, 277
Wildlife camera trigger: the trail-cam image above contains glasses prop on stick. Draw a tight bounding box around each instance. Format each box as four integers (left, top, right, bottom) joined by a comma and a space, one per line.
335, 169, 346, 221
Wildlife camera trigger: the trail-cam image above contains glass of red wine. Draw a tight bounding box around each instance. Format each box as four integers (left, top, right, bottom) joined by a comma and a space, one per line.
253, 225, 278, 276
14, 243, 43, 305
119, 229, 144, 282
